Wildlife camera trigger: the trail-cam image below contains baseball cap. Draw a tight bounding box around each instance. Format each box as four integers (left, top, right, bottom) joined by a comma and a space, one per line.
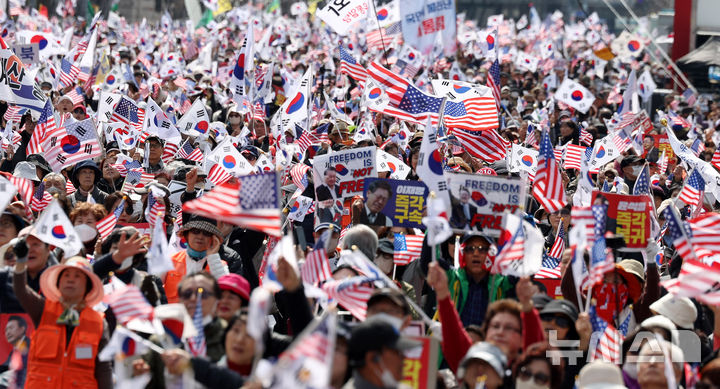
218, 274, 250, 301
577, 361, 626, 389
366, 288, 410, 317
540, 299, 579, 322
347, 316, 421, 367
620, 154, 644, 168
376, 239, 394, 255
457, 342, 507, 380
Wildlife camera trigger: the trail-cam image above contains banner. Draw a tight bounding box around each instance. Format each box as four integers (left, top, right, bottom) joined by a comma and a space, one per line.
400, 336, 439, 389
446, 173, 527, 236
592, 191, 652, 249
12, 43, 39, 65
316, 0, 369, 36
312, 146, 377, 200
400, 0, 456, 56
0, 313, 34, 365
362, 178, 428, 228
651, 134, 676, 166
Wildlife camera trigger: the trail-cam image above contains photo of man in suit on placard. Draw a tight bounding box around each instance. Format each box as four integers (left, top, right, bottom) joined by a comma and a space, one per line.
358, 180, 394, 227
450, 186, 477, 229
315, 167, 341, 201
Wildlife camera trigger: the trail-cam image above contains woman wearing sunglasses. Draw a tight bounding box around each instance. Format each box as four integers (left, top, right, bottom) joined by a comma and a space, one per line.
513, 342, 563, 389
539, 299, 592, 388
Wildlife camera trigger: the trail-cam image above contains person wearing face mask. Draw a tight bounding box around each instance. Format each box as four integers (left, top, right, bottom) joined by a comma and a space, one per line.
513, 342, 564, 389
69, 203, 107, 255
163, 215, 230, 303
344, 315, 420, 389
620, 155, 646, 194
226, 106, 244, 136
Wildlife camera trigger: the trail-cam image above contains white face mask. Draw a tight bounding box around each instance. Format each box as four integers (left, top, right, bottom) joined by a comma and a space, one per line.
516, 378, 549, 389
229, 117, 241, 125
119, 256, 133, 271
74, 224, 98, 243
631, 165, 643, 176
376, 366, 399, 389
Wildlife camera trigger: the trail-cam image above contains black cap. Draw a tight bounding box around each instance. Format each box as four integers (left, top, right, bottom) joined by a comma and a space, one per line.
105, 141, 120, 153
540, 299, 579, 322
460, 231, 494, 245
26, 154, 52, 175
531, 294, 553, 310
240, 145, 260, 159
348, 316, 421, 367
367, 288, 410, 316
146, 135, 164, 145
620, 155, 644, 168
376, 239, 394, 255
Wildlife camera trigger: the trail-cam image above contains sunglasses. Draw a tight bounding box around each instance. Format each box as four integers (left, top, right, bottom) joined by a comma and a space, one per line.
179, 288, 216, 300
463, 245, 490, 254
518, 367, 551, 386
188, 228, 214, 237
540, 314, 572, 329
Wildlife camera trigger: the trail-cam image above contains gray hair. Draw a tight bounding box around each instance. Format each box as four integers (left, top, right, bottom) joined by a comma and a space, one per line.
341, 225, 378, 261
42, 172, 66, 184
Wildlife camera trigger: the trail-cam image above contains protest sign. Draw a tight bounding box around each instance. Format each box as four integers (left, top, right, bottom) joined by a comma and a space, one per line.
0, 313, 34, 365
400, 336, 439, 389
635, 110, 653, 134
400, 0, 457, 56
312, 146, 377, 200
652, 133, 677, 166
592, 191, 652, 249
446, 173, 527, 236
12, 43, 39, 65
362, 178, 428, 228
316, 0, 369, 36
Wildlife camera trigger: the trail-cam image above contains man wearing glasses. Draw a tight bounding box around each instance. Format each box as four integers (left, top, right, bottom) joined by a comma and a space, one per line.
423, 231, 514, 327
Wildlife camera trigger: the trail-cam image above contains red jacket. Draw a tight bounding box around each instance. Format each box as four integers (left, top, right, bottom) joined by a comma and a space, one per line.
437, 296, 545, 372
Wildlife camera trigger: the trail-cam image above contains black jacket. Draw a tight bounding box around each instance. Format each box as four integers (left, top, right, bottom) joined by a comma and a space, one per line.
315, 184, 340, 201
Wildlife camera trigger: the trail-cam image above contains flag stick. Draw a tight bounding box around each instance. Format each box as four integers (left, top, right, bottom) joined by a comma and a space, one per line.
118, 326, 166, 354
584, 285, 592, 313
369, 0, 390, 66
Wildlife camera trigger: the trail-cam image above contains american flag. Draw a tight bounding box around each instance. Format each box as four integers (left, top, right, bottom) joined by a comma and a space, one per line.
662, 206, 694, 260
450, 128, 509, 162
27, 100, 60, 155
3, 105, 25, 122
366, 28, 392, 50
367, 61, 412, 106
589, 305, 624, 363
96, 199, 125, 241
110, 96, 140, 128
183, 172, 281, 236
393, 233, 423, 265
563, 144, 587, 170
162, 141, 180, 164
536, 252, 562, 279
443, 96, 499, 131
678, 169, 705, 207
633, 164, 651, 196
339, 46, 367, 84
396, 84, 443, 120
59, 58, 81, 89
579, 126, 593, 146
177, 93, 192, 114
289, 163, 310, 190
711, 148, 720, 171
661, 259, 720, 305
145, 192, 166, 230
104, 283, 154, 325
321, 276, 375, 320
301, 230, 332, 285
678, 213, 720, 261
588, 204, 615, 287
175, 140, 204, 162
532, 130, 567, 213
571, 206, 595, 243
525, 123, 538, 147
691, 138, 705, 157
492, 221, 526, 274
44, 119, 102, 171
668, 110, 691, 128
187, 291, 207, 357
611, 128, 632, 153
207, 164, 233, 186
29, 182, 53, 212
66, 179, 76, 195
296, 122, 330, 153
486, 59, 501, 110
547, 221, 565, 259
120, 170, 154, 194
65, 87, 85, 105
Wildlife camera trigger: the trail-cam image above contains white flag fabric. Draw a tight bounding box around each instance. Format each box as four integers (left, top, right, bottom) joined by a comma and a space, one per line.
416, 118, 451, 210
316, 0, 370, 36
542, 72, 557, 90
376, 149, 411, 180
207, 138, 255, 177
175, 98, 211, 137
144, 98, 181, 141
637, 69, 657, 102
588, 135, 621, 173
148, 212, 174, 275
272, 68, 312, 138
374, 0, 400, 28
495, 213, 544, 277
611, 30, 645, 59
422, 195, 452, 246
555, 78, 596, 114
0, 175, 17, 215
507, 144, 538, 175
287, 195, 314, 222
31, 199, 83, 257
515, 52, 539, 73
619, 69, 638, 115
230, 27, 254, 103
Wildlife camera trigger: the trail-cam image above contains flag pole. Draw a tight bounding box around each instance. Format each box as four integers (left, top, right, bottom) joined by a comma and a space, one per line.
369, 0, 390, 66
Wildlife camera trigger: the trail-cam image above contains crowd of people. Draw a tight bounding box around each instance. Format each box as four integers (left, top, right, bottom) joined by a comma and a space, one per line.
0, 0, 717, 388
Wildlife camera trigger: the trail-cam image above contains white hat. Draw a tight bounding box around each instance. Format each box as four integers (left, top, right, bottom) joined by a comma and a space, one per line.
577, 361, 626, 389
13, 161, 39, 181
650, 294, 697, 329
640, 315, 677, 337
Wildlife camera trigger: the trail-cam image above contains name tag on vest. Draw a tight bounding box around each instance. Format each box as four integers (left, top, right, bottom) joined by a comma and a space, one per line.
75, 344, 93, 360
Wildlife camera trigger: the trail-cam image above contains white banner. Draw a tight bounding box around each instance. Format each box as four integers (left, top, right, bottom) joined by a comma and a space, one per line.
400, 0, 456, 56
316, 0, 370, 36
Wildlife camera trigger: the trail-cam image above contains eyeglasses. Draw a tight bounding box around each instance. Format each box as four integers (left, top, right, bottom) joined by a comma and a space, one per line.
179, 288, 216, 300
488, 322, 521, 334
518, 367, 551, 386
540, 314, 571, 329
188, 228, 213, 237
463, 245, 490, 254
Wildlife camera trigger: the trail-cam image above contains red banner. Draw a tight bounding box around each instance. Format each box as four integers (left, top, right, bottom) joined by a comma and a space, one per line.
400, 336, 439, 389
592, 192, 653, 249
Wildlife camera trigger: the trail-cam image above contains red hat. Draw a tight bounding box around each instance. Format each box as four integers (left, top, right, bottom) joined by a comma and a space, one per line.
218, 274, 250, 301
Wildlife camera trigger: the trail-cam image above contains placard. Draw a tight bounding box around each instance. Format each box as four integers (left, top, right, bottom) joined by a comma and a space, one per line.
446, 173, 527, 236
401, 336, 438, 389
362, 178, 428, 228
0, 313, 34, 367
592, 191, 652, 249
312, 146, 377, 200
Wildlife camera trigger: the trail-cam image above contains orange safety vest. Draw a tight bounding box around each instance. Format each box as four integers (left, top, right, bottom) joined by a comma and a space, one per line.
26, 300, 103, 389
164, 250, 226, 303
